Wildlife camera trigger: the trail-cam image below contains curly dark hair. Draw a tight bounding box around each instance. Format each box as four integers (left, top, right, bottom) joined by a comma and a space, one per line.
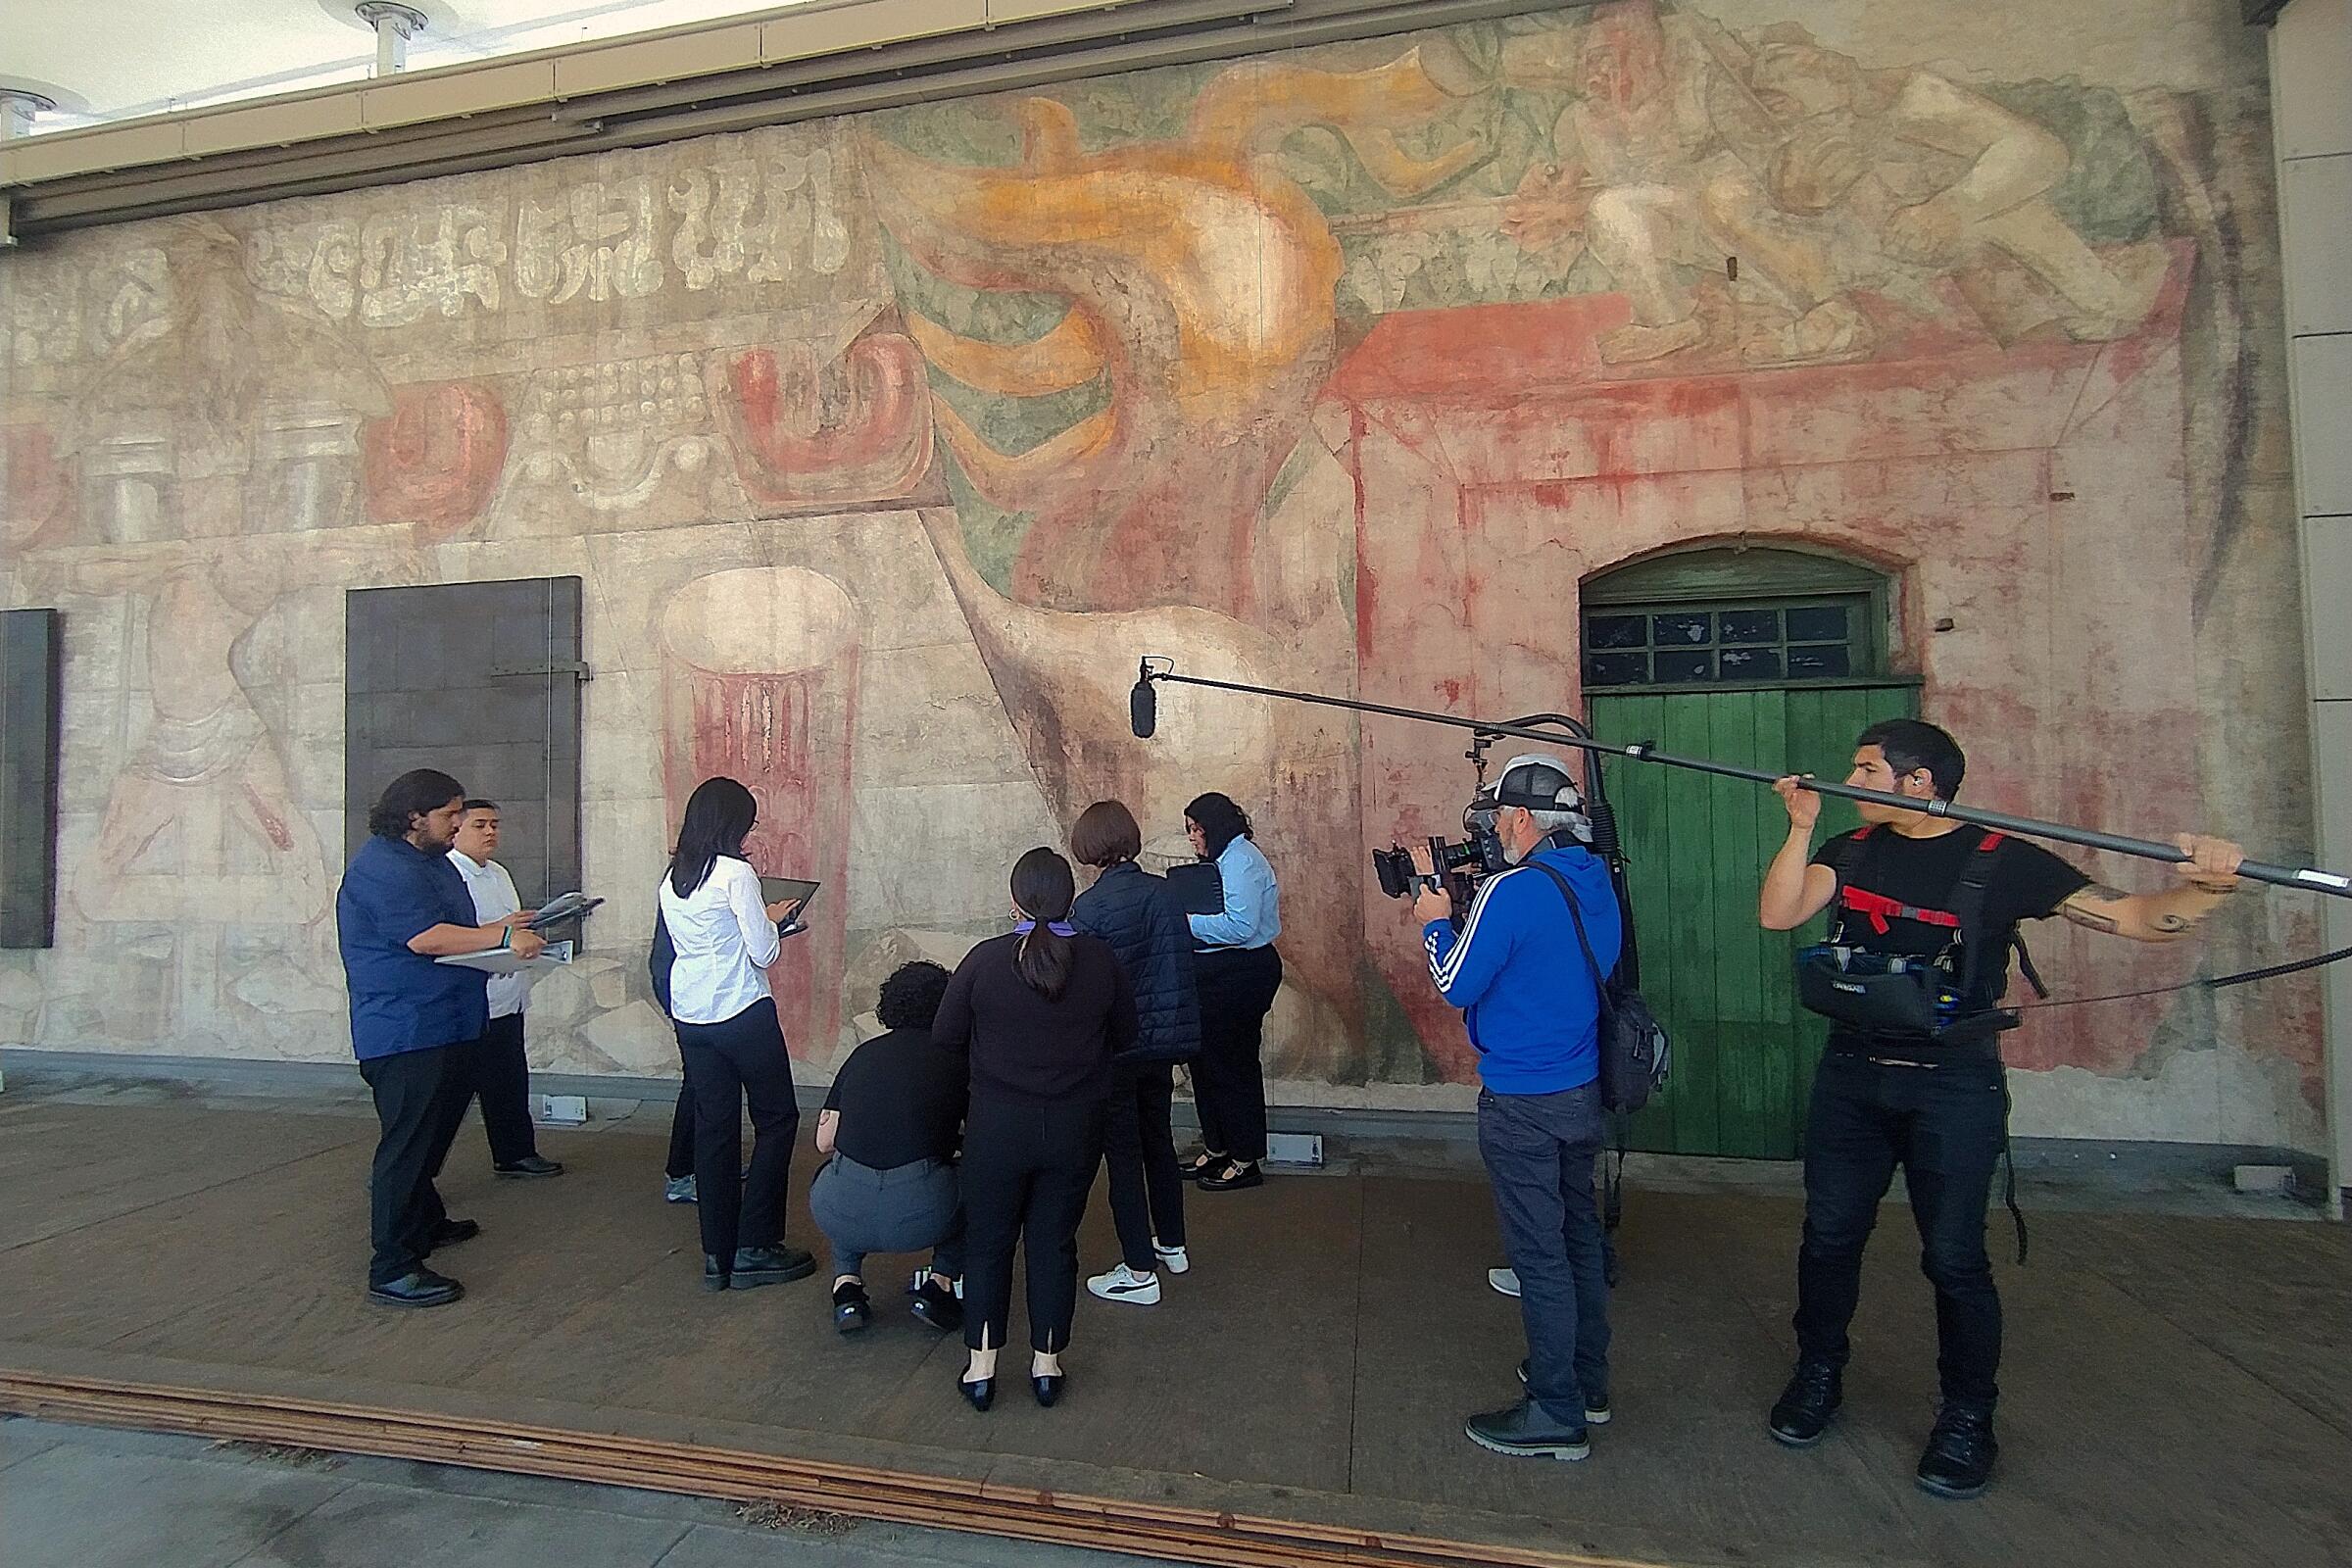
875, 960, 952, 1032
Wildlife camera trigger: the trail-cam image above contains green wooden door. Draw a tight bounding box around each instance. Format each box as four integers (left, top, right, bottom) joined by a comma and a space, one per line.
1589, 682, 1919, 1158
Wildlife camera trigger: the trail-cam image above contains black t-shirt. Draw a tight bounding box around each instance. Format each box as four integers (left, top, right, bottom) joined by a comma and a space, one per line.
1812, 826, 2089, 1021
820, 1027, 968, 1170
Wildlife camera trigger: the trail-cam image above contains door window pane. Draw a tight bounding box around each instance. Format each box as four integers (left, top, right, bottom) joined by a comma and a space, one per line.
1785, 605, 1848, 643
1586, 651, 1649, 687
1588, 612, 1646, 650
1787, 643, 1851, 677
1654, 648, 1714, 682
1651, 612, 1711, 646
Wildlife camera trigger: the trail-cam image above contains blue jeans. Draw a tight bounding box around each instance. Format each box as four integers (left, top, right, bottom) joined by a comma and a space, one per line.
1478, 1080, 1611, 1428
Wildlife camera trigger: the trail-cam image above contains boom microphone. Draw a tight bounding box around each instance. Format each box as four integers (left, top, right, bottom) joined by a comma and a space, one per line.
1129, 662, 1156, 738
1127, 659, 2352, 901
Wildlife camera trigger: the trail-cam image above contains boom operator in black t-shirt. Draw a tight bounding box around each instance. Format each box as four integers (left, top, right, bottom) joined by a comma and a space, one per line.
1755, 718, 2244, 1503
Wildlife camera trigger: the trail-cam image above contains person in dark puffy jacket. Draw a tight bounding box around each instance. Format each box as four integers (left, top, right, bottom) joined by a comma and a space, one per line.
1068, 800, 1201, 1306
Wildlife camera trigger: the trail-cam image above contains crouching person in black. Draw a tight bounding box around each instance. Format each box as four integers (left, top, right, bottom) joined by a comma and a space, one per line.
810, 961, 967, 1335
1760, 718, 2243, 1499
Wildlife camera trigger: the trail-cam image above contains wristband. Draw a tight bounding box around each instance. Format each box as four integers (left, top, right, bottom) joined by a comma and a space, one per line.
498, 926, 512, 951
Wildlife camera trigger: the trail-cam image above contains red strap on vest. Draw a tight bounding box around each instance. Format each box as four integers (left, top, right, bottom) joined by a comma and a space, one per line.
1833, 830, 2002, 935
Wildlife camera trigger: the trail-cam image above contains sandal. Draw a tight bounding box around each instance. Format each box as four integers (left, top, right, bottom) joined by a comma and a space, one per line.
833, 1280, 871, 1334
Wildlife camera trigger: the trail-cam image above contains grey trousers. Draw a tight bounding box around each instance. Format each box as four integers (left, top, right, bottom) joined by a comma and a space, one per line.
808, 1152, 962, 1280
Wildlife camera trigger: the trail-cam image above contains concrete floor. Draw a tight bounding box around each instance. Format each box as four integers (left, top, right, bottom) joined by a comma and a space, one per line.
0, 1417, 1155, 1568
2, 1068, 2347, 1568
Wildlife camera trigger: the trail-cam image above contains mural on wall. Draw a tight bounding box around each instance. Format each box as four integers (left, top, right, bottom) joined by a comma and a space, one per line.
0, 1, 2322, 1148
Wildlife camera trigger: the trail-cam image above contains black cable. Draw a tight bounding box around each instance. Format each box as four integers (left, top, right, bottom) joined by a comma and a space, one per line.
2017, 943, 2352, 1012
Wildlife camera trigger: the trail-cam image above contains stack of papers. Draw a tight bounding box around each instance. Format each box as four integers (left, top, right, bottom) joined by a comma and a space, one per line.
527, 893, 603, 930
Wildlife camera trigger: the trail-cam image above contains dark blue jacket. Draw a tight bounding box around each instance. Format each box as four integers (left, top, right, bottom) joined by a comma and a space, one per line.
1071, 862, 1201, 1064
336, 835, 488, 1061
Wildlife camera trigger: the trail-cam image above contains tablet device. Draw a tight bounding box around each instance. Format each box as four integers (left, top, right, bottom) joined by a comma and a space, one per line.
758, 877, 821, 926
1164, 860, 1224, 916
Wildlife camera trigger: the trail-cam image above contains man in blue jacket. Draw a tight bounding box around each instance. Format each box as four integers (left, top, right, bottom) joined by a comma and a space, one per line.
338, 768, 545, 1308
1410, 754, 1622, 1461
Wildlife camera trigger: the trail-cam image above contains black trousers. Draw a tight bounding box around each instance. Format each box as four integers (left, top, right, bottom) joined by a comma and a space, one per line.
665, 1085, 695, 1180
1793, 1050, 2008, 1408
960, 1097, 1105, 1353
674, 997, 800, 1262
464, 1012, 540, 1167
1104, 1060, 1187, 1271
358, 1043, 474, 1288
1192, 945, 1280, 1163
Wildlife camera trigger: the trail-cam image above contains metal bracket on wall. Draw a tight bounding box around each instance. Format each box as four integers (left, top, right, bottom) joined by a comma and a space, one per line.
488, 661, 593, 683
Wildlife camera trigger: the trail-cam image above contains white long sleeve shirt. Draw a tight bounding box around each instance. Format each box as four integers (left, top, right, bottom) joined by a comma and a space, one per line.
657, 856, 779, 1025
448, 850, 528, 1019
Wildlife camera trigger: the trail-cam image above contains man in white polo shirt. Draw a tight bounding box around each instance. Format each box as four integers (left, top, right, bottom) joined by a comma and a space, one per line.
448, 800, 564, 1179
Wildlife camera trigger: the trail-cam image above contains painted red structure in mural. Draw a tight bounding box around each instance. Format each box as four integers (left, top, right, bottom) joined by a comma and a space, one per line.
660, 568, 861, 1061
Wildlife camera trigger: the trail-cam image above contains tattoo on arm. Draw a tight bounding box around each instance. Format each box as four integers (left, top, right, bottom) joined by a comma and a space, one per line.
2060, 884, 2127, 935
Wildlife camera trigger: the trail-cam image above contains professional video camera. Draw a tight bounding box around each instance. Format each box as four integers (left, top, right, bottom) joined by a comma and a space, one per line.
1369, 730, 1610, 906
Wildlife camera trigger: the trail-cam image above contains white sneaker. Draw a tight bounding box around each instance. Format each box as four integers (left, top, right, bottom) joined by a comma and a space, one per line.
1152, 1241, 1191, 1275
1087, 1263, 1161, 1304
1488, 1267, 1521, 1298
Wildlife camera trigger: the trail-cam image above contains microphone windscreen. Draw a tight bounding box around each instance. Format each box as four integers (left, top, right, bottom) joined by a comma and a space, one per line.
1130, 676, 1156, 739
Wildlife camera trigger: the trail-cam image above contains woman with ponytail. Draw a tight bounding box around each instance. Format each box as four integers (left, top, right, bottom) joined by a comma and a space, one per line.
933, 848, 1139, 1412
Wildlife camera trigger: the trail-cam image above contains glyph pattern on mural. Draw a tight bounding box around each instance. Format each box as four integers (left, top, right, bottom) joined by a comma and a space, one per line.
0, 1, 2319, 1149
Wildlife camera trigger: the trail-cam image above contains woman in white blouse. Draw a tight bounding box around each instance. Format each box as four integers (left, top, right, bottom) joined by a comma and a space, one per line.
659, 776, 816, 1293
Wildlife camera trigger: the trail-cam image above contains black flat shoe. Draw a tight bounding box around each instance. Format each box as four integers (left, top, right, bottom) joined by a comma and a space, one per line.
426, 1218, 480, 1251
703, 1254, 731, 1293
1198, 1159, 1264, 1192
494, 1156, 564, 1179
1031, 1373, 1065, 1408
728, 1246, 816, 1288
833, 1281, 871, 1334
958, 1374, 995, 1412
368, 1269, 464, 1309
1181, 1152, 1224, 1181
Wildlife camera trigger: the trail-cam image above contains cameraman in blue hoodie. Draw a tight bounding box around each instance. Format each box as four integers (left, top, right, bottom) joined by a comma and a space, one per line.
1410, 755, 1622, 1463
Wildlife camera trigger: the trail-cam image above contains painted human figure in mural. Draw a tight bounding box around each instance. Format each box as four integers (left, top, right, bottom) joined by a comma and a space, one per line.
24, 220, 488, 1034
1509, 2, 2155, 365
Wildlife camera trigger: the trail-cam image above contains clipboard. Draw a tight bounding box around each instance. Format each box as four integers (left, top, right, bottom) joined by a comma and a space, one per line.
759, 876, 821, 930
1165, 861, 1224, 916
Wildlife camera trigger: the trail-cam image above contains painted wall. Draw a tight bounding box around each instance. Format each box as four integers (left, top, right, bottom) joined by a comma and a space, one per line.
0, 0, 2324, 1152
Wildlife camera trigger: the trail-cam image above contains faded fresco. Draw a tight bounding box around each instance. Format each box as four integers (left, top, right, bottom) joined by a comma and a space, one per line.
0, 0, 2323, 1152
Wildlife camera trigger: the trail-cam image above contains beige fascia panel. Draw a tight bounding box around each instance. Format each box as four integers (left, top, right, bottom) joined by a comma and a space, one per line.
552, 21, 769, 98
763, 0, 990, 62
987, 0, 1134, 22
362, 60, 564, 129
182, 93, 368, 158
3, 121, 189, 183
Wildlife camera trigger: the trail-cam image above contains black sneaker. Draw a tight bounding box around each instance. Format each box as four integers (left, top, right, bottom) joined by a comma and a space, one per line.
909, 1276, 963, 1333
1916, 1402, 1997, 1499
1463, 1400, 1589, 1461
1768, 1361, 1842, 1447
729, 1245, 816, 1288
833, 1280, 872, 1334
1516, 1359, 1610, 1424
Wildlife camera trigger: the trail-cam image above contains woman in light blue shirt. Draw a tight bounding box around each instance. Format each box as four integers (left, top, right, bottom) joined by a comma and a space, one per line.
1181, 793, 1282, 1192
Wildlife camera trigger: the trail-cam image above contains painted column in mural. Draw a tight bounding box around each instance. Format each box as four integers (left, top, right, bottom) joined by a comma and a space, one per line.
660, 566, 859, 1059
